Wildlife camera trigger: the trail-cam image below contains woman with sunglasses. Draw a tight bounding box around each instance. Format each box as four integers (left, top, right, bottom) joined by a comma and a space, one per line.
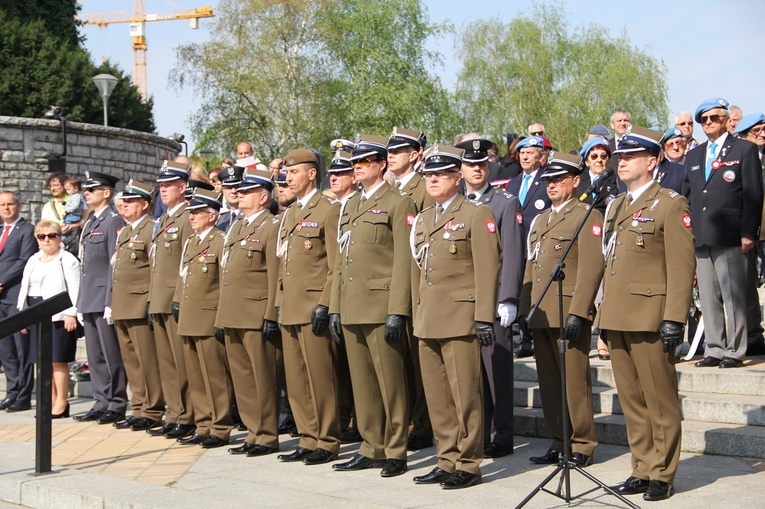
17, 220, 81, 418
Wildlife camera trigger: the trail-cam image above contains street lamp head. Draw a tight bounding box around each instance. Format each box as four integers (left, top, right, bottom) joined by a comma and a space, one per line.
168, 132, 185, 143
199, 148, 215, 164
92, 74, 119, 99
44, 106, 64, 119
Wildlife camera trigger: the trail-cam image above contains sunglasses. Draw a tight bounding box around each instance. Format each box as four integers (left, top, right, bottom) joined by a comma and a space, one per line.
676, 121, 693, 127
750, 126, 765, 137
589, 153, 609, 161
354, 158, 379, 167
700, 114, 724, 124
529, 131, 544, 136
546, 176, 573, 185
36, 233, 60, 240
664, 140, 685, 150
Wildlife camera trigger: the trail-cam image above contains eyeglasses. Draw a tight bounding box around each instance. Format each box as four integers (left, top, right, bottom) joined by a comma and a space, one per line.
700, 114, 724, 124
529, 131, 544, 136
750, 126, 765, 137
354, 158, 379, 167
545, 176, 573, 185
276, 183, 288, 188
676, 121, 693, 127
424, 171, 456, 179
588, 153, 609, 161
664, 140, 685, 150
36, 233, 60, 240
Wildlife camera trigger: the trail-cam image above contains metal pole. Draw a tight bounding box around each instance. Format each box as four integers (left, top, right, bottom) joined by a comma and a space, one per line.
102, 97, 108, 126
35, 319, 53, 475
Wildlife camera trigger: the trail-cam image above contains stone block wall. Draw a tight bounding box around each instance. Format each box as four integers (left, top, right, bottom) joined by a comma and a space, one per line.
0, 116, 181, 222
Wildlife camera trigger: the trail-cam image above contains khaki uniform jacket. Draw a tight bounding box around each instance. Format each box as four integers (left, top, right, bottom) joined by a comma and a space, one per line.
400, 172, 434, 213
599, 182, 696, 331
176, 228, 225, 336
330, 183, 414, 322
519, 201, 604, 328
411, 193, 500, 338
216, 211, 280, 329
148, 204, 193, 314
110, 215, 154, 320
277, 191, 340, 325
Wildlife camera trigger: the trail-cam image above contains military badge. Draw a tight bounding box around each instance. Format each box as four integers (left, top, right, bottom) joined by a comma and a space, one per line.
486, 220, 497, 233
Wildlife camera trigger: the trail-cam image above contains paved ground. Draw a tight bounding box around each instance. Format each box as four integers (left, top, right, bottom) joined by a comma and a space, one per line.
0, 396, 763, 509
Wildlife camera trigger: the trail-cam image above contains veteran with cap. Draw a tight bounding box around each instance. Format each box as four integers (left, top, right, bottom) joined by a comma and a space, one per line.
653, 128, 686, 193
276, 148, 342, 465
576, 137, 620, 214
600, 126, 695, 501
109, 180, 165, 431
410, 145, 500, 489
174, 189, 234, 448
456, 137, 524, 459
74, 171, 128, 424
518, 153, 602, 468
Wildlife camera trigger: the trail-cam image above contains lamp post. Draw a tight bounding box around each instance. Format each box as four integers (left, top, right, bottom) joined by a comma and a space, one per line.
92, 74, 119, 126
199, 148, 215, 171
168, 132, 188, 156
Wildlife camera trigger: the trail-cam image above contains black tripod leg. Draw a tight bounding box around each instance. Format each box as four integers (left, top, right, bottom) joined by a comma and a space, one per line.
514, 464, 565, 509
572, 466, 641, 509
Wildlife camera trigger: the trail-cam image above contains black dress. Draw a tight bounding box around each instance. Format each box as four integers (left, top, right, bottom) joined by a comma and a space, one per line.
26, 296, 78, 363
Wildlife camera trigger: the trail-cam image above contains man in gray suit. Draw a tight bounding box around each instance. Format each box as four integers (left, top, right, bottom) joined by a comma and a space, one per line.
456, 139, 524, 458
74, 171, 128, 424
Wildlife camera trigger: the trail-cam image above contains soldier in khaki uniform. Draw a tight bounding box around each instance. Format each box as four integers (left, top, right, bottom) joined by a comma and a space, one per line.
410, 145, 500, 490
174, 189, 233, 448
600, 127, 695, 502
109, 180, 165, 432
148, 161, 196, 439
387, 127, 434, 451
517, 153, 603, 467
329, 135, 415, 477
276, 149, 342, 465
216, 169, 282, 457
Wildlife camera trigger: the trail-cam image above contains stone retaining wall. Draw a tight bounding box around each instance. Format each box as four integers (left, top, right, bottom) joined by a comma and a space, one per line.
0, 116, 181, 221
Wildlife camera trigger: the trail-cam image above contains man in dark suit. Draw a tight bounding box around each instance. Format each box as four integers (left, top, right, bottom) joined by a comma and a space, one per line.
682, 98, 764, 369
456, 138, 524, 458
217, 165, 244, 232
0, 192, 38, 412
607, 108, 632, 170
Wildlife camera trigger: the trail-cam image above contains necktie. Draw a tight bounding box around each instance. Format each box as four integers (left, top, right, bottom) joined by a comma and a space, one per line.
705, 142, 718, 181
0, 224, 10, 253
519, 173, 532, 205
467, 193, 476, 201
760, 149, 765, 170
627, 194, 633, 206
435, 204, 444, 225
591, 175, 599, 199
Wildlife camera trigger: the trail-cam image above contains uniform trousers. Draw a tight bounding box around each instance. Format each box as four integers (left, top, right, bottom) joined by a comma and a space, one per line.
153, 313, 193, 425
182, 335, 233, 439
334, 338, 354, 430
343, 323, 408, 460
115, 319, 164, 421
83, 312, 127, 413
481, 322, 515, 448
696, 245, 748, 360
419, 335, 483, 475
532, 327, 597, 456
0, 301, 34, 406
225, 328, 279, 448
606, 330, 680, 483
281, 324, 341, 454
404, 322, 431, 438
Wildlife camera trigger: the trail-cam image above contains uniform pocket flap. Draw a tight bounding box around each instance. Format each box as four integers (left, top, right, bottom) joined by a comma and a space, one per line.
448, 230, 468, 241
243, 289, 269, 300
201, 299, 218, 310
452, 288, 476, 302
628, 222, 655, 234
368, 277, 391, 291
129, 284, 149, 295
628, 282, 666, 296
306, 278, 326, 292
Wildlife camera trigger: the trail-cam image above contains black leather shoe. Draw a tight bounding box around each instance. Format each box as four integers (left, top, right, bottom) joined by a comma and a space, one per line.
200, 435, 229, 448
5, 402, 32, 412
529, 449, 560, 464
413, 467, 452, 484
0, 398, 15, 410
719, 357, 744, 368
178, 433, 207, 445
147, 422, 175, 436
131, 418, 161, 431
516, 347, 534, 358
73, 408, 104, 422
97, 410, 125, 424
302, 448, 337, 465
340, 426, 363, 444
333, 454, 385, 471
609, 476, 650, 495
407, 434, 433, 451
229, 443, 256, 455
484, 441, 513, 458
278, 418, 297, 435
278, 447, 314, 462
380, 459, 407, 477
695, 356, 721, 367
246, 444, 279, 457
165, 424, 196, 438
114, 416, 141, 429
570, 452, 593, 467
643, 480, 674, 501
440, 470, 482, 489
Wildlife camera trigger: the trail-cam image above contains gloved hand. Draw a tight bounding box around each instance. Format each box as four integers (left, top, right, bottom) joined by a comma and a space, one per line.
329, 313, 344, 344
384, 315, 406, 343
171, 301, 180, 322
77, 313, 84, 326
214, 327, 225, 343
103, 306, 113, 325
147, 304, 154, 331
518, 315, 533, 341
311, 305, 329, 335
475, 321, 496, 347
262, 319, 279, 342
564, 314, 587, 341
497, 303, 518, 328
659, 320, 684, 353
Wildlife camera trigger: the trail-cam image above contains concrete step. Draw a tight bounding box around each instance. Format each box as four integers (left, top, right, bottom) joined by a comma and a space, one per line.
514, 406, 765, 459
515, 381, 765, 427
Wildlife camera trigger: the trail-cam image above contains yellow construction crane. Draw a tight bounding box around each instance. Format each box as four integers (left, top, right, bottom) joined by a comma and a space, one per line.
77, 1, 214, 101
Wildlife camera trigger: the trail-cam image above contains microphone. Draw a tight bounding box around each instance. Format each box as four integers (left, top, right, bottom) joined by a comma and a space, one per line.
578, 168, 615, 202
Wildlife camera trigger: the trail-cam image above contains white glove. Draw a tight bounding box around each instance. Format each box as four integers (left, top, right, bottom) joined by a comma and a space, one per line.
77, 313, 84, 326
497, 303, 518, 328
103, 306, 113, 325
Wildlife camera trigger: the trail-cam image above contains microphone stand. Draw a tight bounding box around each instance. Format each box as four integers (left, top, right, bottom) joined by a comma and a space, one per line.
514, 183, 639, 509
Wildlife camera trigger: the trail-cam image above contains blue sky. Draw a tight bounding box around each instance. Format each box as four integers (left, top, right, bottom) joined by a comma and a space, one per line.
79, 0, 765, 154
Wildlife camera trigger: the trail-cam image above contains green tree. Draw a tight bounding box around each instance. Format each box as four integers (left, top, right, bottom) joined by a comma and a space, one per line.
454, 2, 669, 152
1, 0, 82, 46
